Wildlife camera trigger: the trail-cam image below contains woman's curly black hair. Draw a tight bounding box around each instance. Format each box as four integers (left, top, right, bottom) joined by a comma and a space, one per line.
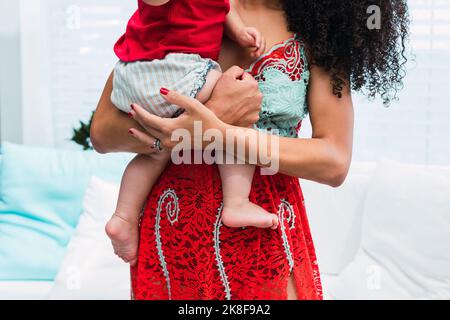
281, 0, 410, 105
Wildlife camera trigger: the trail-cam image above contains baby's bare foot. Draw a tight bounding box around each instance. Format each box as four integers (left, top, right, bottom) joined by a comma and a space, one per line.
105, 214, 139, 266
221, 199, 279, 229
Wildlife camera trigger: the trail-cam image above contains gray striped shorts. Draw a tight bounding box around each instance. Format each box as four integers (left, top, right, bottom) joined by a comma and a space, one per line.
111, 53, 221, 118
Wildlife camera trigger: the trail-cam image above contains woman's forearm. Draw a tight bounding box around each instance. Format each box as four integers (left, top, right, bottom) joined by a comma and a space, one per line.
225, 125, 351, 187
90, 73, 149, 154
277, 137, 351, 187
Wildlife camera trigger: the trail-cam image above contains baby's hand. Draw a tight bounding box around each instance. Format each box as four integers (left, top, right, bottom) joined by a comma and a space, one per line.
237, 27, 266, 59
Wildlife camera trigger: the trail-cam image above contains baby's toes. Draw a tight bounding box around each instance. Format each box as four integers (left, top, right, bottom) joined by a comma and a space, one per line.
271, 215, 279, 230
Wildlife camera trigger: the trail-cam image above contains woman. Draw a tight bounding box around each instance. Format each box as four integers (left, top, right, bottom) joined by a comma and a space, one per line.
91, 0, 409, 300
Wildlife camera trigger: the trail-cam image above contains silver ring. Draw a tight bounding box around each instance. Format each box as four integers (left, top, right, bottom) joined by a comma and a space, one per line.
153, 138, 163, 152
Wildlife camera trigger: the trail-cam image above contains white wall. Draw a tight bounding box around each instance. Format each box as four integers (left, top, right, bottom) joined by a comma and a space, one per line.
0, 0, 53, 147
0, 0, 23, 144
19, 0, 54, 147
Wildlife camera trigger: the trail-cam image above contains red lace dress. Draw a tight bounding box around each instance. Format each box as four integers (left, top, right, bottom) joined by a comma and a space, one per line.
131, 37, 323, 300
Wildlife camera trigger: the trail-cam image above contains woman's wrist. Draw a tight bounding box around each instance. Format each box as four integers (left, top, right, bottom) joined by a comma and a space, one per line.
205, 99, 228, 124
204, 66, 262, 128
205, 98, 257, 128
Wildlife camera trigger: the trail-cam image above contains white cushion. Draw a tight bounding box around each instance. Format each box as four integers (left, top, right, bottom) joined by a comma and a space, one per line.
48, 177, 130, 300
330, 160, 450, 299
319, 274, 339, 300
348, 162, 377, 176
327, 249, 413, 299
301, 163, 373, 275
0, 281, 54, 300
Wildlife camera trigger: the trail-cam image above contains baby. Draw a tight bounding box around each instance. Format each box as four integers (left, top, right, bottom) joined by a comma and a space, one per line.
106, 0, 279, 265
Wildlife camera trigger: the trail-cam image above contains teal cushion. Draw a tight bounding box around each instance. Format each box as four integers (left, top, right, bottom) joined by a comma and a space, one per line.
0, 142, 132, 280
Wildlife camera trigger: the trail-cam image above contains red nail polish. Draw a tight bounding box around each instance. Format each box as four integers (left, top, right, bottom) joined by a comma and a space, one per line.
130, 104, 135, 111
160, 88, 170, 95
128, 112, 133, 118
128, 129, 134, 135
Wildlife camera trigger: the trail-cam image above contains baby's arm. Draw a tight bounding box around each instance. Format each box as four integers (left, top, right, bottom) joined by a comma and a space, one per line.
225, 0, 247, 41
142, 0, 170, 5
225, 0, 266, 58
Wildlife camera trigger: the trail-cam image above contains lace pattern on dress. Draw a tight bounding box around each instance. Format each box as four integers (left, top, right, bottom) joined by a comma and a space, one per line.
248, 36, 310, 138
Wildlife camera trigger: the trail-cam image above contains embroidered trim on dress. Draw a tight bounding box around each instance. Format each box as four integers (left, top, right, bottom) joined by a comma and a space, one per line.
155, 189, 180, 300
278, 199, 295, 273
213, 204, 232, 300
280, 199, 296, 230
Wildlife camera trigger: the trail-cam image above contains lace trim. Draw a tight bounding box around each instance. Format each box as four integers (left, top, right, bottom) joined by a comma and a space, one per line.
247, 35, 296, 74
190, 60, 216, 98
155, 189, 180, 300
281, 199, 296, 230
247, 35, 308, 83
213, 204, 232, 300
278, 199, 295, 273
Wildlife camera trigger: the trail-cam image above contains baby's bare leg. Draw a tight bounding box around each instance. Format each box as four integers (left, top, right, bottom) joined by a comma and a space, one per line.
219, 164, 279, 229
196, 69, 222, 103
106, 151, 170, 265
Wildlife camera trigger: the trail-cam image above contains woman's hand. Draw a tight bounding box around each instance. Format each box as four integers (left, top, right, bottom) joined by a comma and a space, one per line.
128, 66, 262, 150
206, 66, 262, 127
129, 89, 229, 150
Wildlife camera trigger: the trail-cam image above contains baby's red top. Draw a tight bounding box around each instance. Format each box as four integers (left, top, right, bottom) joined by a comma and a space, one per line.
114, 0, 230, 62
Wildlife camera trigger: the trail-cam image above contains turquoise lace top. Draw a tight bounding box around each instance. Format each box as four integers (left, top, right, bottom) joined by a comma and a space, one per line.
247, 36, 310, 138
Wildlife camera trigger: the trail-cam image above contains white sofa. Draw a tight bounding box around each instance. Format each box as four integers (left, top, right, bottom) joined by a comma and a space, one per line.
304, 161, 450, 300
1, 160, 449, 300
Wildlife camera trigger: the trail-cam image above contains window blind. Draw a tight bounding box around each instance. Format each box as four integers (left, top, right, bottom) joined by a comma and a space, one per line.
44, 0, 134, 148
301, 0, 450, 165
